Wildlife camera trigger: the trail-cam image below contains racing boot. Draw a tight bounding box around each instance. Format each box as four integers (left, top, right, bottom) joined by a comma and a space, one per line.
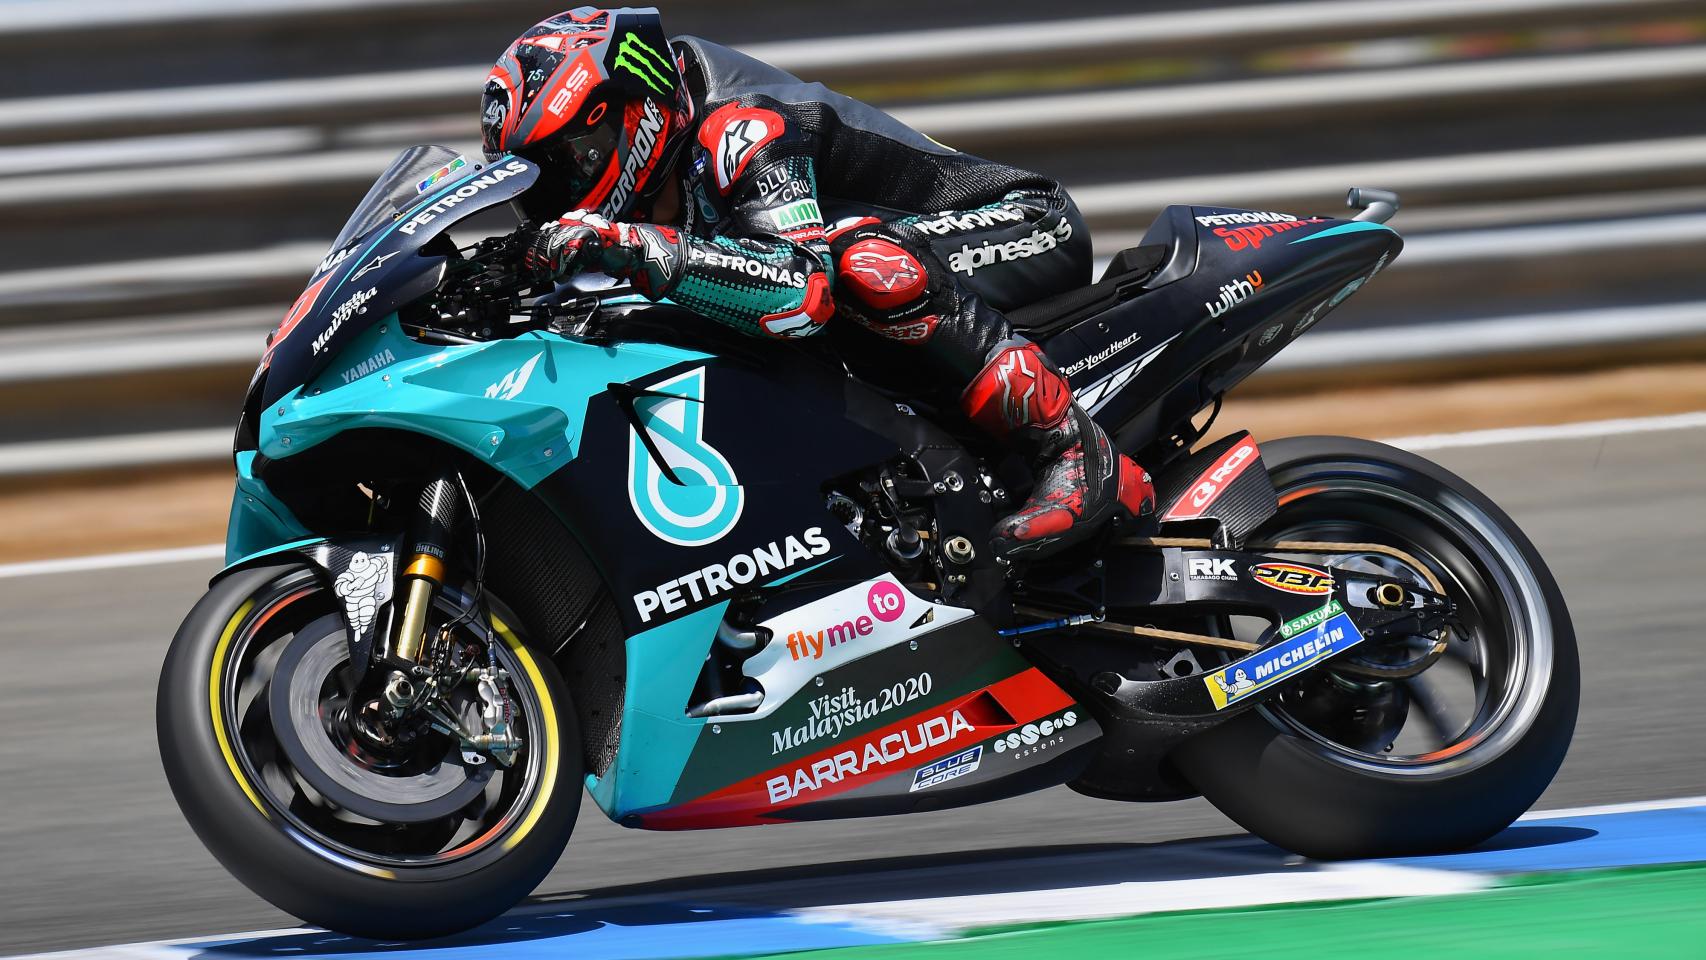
961, 340, 1155, 561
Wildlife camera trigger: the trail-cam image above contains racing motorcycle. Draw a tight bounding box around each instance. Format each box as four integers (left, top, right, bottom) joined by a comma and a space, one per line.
158, 145, 1578, 939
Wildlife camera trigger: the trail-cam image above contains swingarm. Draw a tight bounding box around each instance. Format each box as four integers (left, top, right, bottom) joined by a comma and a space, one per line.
1016, 540, 1457, 722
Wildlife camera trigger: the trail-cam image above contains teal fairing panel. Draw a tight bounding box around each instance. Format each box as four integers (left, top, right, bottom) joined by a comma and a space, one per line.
258, 321, 709, 491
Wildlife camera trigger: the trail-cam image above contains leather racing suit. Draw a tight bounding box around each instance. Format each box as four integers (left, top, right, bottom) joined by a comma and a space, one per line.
534, 37, 1155, 560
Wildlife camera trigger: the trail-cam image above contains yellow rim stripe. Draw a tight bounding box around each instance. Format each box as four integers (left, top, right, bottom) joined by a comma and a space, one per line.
208, 602, 557, 851
492, 612, 559, 851
209, 599, 268, 818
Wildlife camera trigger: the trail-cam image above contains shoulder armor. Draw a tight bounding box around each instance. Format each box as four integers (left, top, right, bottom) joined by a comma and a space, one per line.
696, 103, 788, 195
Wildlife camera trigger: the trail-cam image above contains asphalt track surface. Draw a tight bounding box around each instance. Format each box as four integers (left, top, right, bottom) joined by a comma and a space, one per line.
3, 424, 1704, 955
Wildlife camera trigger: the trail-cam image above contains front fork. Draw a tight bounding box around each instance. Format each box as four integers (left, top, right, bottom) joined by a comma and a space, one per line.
375, 475, 523, 764
391, 476, 459, 665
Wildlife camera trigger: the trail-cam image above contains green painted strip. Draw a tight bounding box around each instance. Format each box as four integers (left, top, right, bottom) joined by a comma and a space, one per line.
1279, 597, 1343, 639
1288, 219, 1396, 244
768, 554, 840, 587
752, 864, 1706, 960
615, 32, 674, 94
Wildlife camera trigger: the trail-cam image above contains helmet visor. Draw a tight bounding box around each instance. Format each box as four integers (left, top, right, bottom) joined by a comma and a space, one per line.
514, 114, 621, 221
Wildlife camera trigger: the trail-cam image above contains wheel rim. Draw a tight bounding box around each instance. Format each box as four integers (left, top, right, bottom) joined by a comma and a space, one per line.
1251, 460, 1555, 778
216, 573, 554, 876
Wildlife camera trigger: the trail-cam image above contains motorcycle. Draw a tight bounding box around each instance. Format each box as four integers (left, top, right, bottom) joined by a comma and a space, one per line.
158, 144, 1578, 939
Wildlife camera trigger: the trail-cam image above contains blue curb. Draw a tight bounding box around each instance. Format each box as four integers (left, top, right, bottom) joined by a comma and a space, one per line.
1382, 805, 1706, 873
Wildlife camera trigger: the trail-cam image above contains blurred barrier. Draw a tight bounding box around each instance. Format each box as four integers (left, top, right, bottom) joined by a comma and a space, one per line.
0, 0, 497, 33
5, 135, 1700, 325
1071, 135, 1706, 226
0, 0, 1701, 474
7, 0, 1695, 144
748, 0, 1703, 74
10, 47, 1705, 217
8, 209, 1700, 381
8, 299, 1706, 476
0, 428, 231, 477
897, 46, 1706, 145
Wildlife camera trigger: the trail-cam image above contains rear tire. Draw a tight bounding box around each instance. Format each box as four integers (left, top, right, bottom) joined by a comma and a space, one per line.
1170, 436, 1578, 859
158, 563, 582, 939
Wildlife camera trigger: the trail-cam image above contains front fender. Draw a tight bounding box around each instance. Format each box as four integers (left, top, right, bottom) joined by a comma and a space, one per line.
212, 532, 402, 684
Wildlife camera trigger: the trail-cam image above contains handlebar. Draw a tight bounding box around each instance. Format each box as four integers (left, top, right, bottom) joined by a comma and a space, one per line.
420, 228, 612, 341
1347, 187, 1401, 224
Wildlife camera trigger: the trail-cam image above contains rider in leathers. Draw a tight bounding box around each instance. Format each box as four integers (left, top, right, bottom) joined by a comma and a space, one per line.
484, 7, 1155, 560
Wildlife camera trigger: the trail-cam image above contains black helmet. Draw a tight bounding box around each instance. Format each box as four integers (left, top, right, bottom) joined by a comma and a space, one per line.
481, 7, 691, 221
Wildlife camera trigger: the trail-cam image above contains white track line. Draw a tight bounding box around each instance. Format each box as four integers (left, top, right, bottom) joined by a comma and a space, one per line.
13, 796, 1704, 958
0, 410, 1702, 578
9, 925, 325, 960
1388, 411, 1706, 451
1520, 795, 1706, 820
0, 544, 223, 581
796, 862, 1487, 936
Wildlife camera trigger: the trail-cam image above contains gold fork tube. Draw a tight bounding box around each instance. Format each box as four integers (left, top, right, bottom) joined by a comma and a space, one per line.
392, 553, 445, 663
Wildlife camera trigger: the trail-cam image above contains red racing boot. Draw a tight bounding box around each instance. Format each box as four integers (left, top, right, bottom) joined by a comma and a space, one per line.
961, 340, 1155, 560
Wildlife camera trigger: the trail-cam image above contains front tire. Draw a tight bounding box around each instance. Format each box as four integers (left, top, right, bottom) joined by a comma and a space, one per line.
158, 563, 582, 939
1170, 436, 1578, 859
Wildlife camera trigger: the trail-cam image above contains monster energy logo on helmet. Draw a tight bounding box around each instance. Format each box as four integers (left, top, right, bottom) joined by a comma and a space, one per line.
614, 32, 674, 95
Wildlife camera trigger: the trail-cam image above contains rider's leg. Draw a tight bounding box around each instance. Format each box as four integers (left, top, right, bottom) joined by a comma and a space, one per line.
828, 203, 1154, 561
959, 335, 1155, 559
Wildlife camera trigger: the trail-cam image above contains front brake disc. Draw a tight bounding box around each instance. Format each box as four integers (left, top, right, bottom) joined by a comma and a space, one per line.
268, 614, 490, 823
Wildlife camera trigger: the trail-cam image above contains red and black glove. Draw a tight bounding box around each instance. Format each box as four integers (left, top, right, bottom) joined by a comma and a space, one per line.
524, 211, 684, 297
524, 213, 608, 282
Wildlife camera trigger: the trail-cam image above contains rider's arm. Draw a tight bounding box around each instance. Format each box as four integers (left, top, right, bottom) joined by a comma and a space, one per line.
666, 139, 835, 339
530, 104, 835, 339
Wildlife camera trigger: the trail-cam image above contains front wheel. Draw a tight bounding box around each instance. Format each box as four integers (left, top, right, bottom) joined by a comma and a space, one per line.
157, 563, 581, 939
1170, 436, 1578, 859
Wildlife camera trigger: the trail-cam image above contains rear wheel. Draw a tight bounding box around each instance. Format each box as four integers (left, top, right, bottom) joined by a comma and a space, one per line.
158, 563, 581, 939
1170, 436, 1578, 859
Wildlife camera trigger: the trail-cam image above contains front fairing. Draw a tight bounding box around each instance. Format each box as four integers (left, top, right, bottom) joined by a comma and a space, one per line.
258, 152, 540, 407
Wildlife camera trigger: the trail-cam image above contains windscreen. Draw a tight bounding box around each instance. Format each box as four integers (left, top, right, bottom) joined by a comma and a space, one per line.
329, 145, 470, 252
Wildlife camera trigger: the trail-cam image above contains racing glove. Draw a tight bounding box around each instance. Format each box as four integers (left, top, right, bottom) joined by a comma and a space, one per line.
523, 219, 601, 281
524, 211, 685, 297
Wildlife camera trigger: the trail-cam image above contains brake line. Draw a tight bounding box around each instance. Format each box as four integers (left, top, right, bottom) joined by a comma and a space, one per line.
1012, 609, 1261, 653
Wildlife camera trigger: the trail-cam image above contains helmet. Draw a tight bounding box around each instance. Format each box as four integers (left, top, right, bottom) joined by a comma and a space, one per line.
481, 7, 690, 222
